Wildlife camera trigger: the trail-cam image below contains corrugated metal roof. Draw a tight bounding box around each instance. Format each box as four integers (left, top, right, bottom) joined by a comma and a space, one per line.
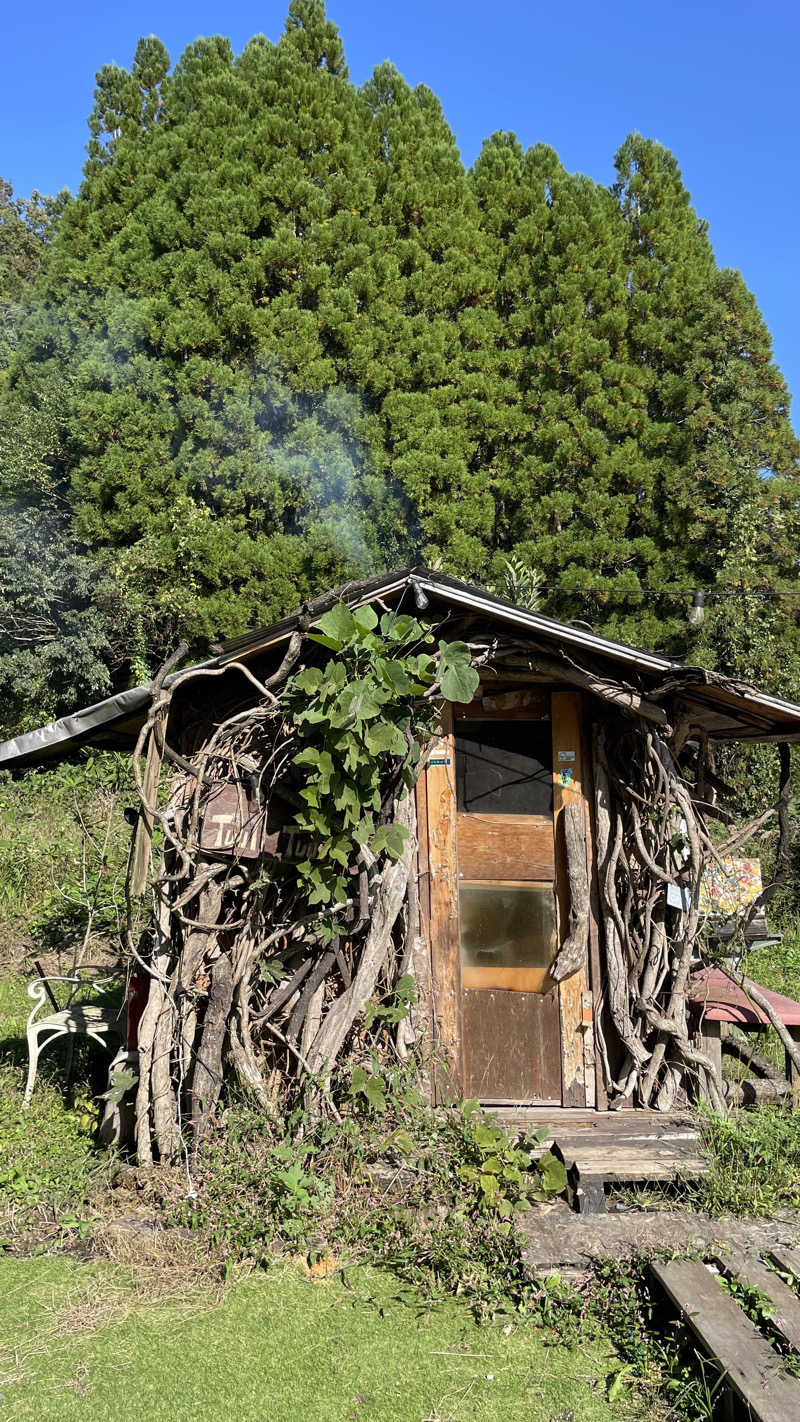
3, 567, 800, 769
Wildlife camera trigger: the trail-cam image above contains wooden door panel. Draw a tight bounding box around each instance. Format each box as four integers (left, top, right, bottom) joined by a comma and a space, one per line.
462, 988, 561, 1103
456, 813, 554, 881
459, 689, 550, 721
461, 964, 554, 993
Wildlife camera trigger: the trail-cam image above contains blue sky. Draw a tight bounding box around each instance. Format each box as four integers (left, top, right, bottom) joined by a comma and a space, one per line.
3, 1, 799, 426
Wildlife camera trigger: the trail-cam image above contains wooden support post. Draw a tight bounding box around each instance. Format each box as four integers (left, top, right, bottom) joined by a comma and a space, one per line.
699, 1020, 723, 1100
581, 715, 608, 1111
409, 772, 434, 1096
551, 690, 592, 1108
130, 711, 167, 898
425, 707, 463, 1102
786, 1027, 800, 1111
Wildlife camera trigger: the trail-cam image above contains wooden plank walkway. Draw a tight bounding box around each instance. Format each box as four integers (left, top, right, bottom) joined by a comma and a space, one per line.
769, 1247, 800, 1279
714, 1248, 800, 1353
652, 1258, 800, 1422
489, 1108, 707, 1208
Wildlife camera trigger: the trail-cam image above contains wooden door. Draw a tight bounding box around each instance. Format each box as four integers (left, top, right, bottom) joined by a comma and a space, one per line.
455, 693, 562, 1104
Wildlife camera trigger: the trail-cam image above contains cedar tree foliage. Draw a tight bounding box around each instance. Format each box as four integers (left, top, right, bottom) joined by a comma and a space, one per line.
0, 2, 798, 731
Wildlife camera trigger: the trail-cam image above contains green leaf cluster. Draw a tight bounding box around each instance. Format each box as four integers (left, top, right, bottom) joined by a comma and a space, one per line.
456, 1101, 568, 1223
348, 1064, 387, 1112
363, 972, 416, 1029
285, 603, 477, 911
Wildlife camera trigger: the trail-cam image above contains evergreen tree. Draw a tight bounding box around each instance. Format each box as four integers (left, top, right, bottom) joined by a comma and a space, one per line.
0, 180, 66, 362
614, 134, 800, 647
19, 6, 401, 656
359, 64, 501, 576
472, 138, 670, 638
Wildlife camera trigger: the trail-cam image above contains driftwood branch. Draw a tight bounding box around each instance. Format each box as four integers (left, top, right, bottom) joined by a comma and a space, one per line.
551, 799, 590, 982
722, 1026, 786, 1083
497, 652, 670, 727
305, 794, 416, 1083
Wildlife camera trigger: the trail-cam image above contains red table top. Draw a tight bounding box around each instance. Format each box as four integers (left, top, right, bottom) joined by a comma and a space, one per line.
689, 966, 800, 1027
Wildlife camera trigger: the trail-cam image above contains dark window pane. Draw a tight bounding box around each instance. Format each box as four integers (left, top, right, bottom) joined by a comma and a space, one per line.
455, 720, 552, 815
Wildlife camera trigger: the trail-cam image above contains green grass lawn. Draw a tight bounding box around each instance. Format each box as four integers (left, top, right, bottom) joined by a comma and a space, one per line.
0, 1256, 623, 1422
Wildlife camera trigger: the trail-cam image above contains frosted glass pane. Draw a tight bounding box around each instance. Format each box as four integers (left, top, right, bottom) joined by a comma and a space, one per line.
459, 883, 556, 993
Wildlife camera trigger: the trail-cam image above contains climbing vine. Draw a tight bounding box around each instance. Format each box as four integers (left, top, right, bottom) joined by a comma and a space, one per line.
284, 602, 476, 915
126, 603, 478, 1163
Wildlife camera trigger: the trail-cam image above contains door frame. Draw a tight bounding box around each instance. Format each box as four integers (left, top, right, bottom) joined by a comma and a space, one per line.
421, 688, 598, 1107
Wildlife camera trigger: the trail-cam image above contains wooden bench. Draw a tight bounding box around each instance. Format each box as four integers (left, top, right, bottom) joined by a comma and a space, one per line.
689, 965, 800, 1109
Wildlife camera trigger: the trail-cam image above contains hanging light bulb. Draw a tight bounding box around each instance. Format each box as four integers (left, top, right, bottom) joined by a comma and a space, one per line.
411, 578, 429, 611
688, 590, 706, 627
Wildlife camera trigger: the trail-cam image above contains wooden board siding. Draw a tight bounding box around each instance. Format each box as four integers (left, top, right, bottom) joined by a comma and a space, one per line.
460, 688, 550, 721
425, 708, 462, 1101
551, 691, 592, 1108
455, 814, 554, 881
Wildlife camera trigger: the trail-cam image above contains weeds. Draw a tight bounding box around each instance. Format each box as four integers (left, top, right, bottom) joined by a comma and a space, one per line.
690, 1104, 800, 1216
0, 1064, 116, 1226
171, 1072, 566, 1314
747, 919, 800, 1001
0, 753, 133, 966
718, 1266, 800, 1377
588, 1256, 730, 1421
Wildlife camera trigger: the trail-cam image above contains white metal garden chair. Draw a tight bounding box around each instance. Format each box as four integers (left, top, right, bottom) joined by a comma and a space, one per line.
23, 966, 123, 1107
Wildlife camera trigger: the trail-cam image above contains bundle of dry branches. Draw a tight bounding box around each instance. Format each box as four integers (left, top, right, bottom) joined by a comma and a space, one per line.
125, 630, 435, 1165
592, 720, 798, 1109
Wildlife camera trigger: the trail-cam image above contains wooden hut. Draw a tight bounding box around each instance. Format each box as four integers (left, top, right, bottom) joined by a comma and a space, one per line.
4, 568, 800, 1134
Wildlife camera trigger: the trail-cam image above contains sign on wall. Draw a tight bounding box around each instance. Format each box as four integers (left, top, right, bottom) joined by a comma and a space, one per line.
198, 783, 310, 862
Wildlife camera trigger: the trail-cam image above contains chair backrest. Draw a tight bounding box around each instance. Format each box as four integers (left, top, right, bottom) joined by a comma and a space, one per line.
27, 967, 121, 1024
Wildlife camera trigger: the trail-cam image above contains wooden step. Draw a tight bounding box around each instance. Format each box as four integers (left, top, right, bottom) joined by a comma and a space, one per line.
551, 1138, 707, 1183
713, 1248, 800, 1353
651, 1258, 800, 1422
769, 1247, 800, 1280
547, 1126, 707, 1214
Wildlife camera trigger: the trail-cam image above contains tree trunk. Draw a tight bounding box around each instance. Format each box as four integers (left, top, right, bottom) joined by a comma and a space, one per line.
191, 952, 234, 1136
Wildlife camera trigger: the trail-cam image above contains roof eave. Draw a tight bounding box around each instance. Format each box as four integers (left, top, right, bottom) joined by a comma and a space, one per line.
4, 567, 800, 768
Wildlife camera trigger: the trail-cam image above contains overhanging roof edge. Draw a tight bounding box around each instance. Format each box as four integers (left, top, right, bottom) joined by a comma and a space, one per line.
0, 683, 152, 768
4, 568, 800, 768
